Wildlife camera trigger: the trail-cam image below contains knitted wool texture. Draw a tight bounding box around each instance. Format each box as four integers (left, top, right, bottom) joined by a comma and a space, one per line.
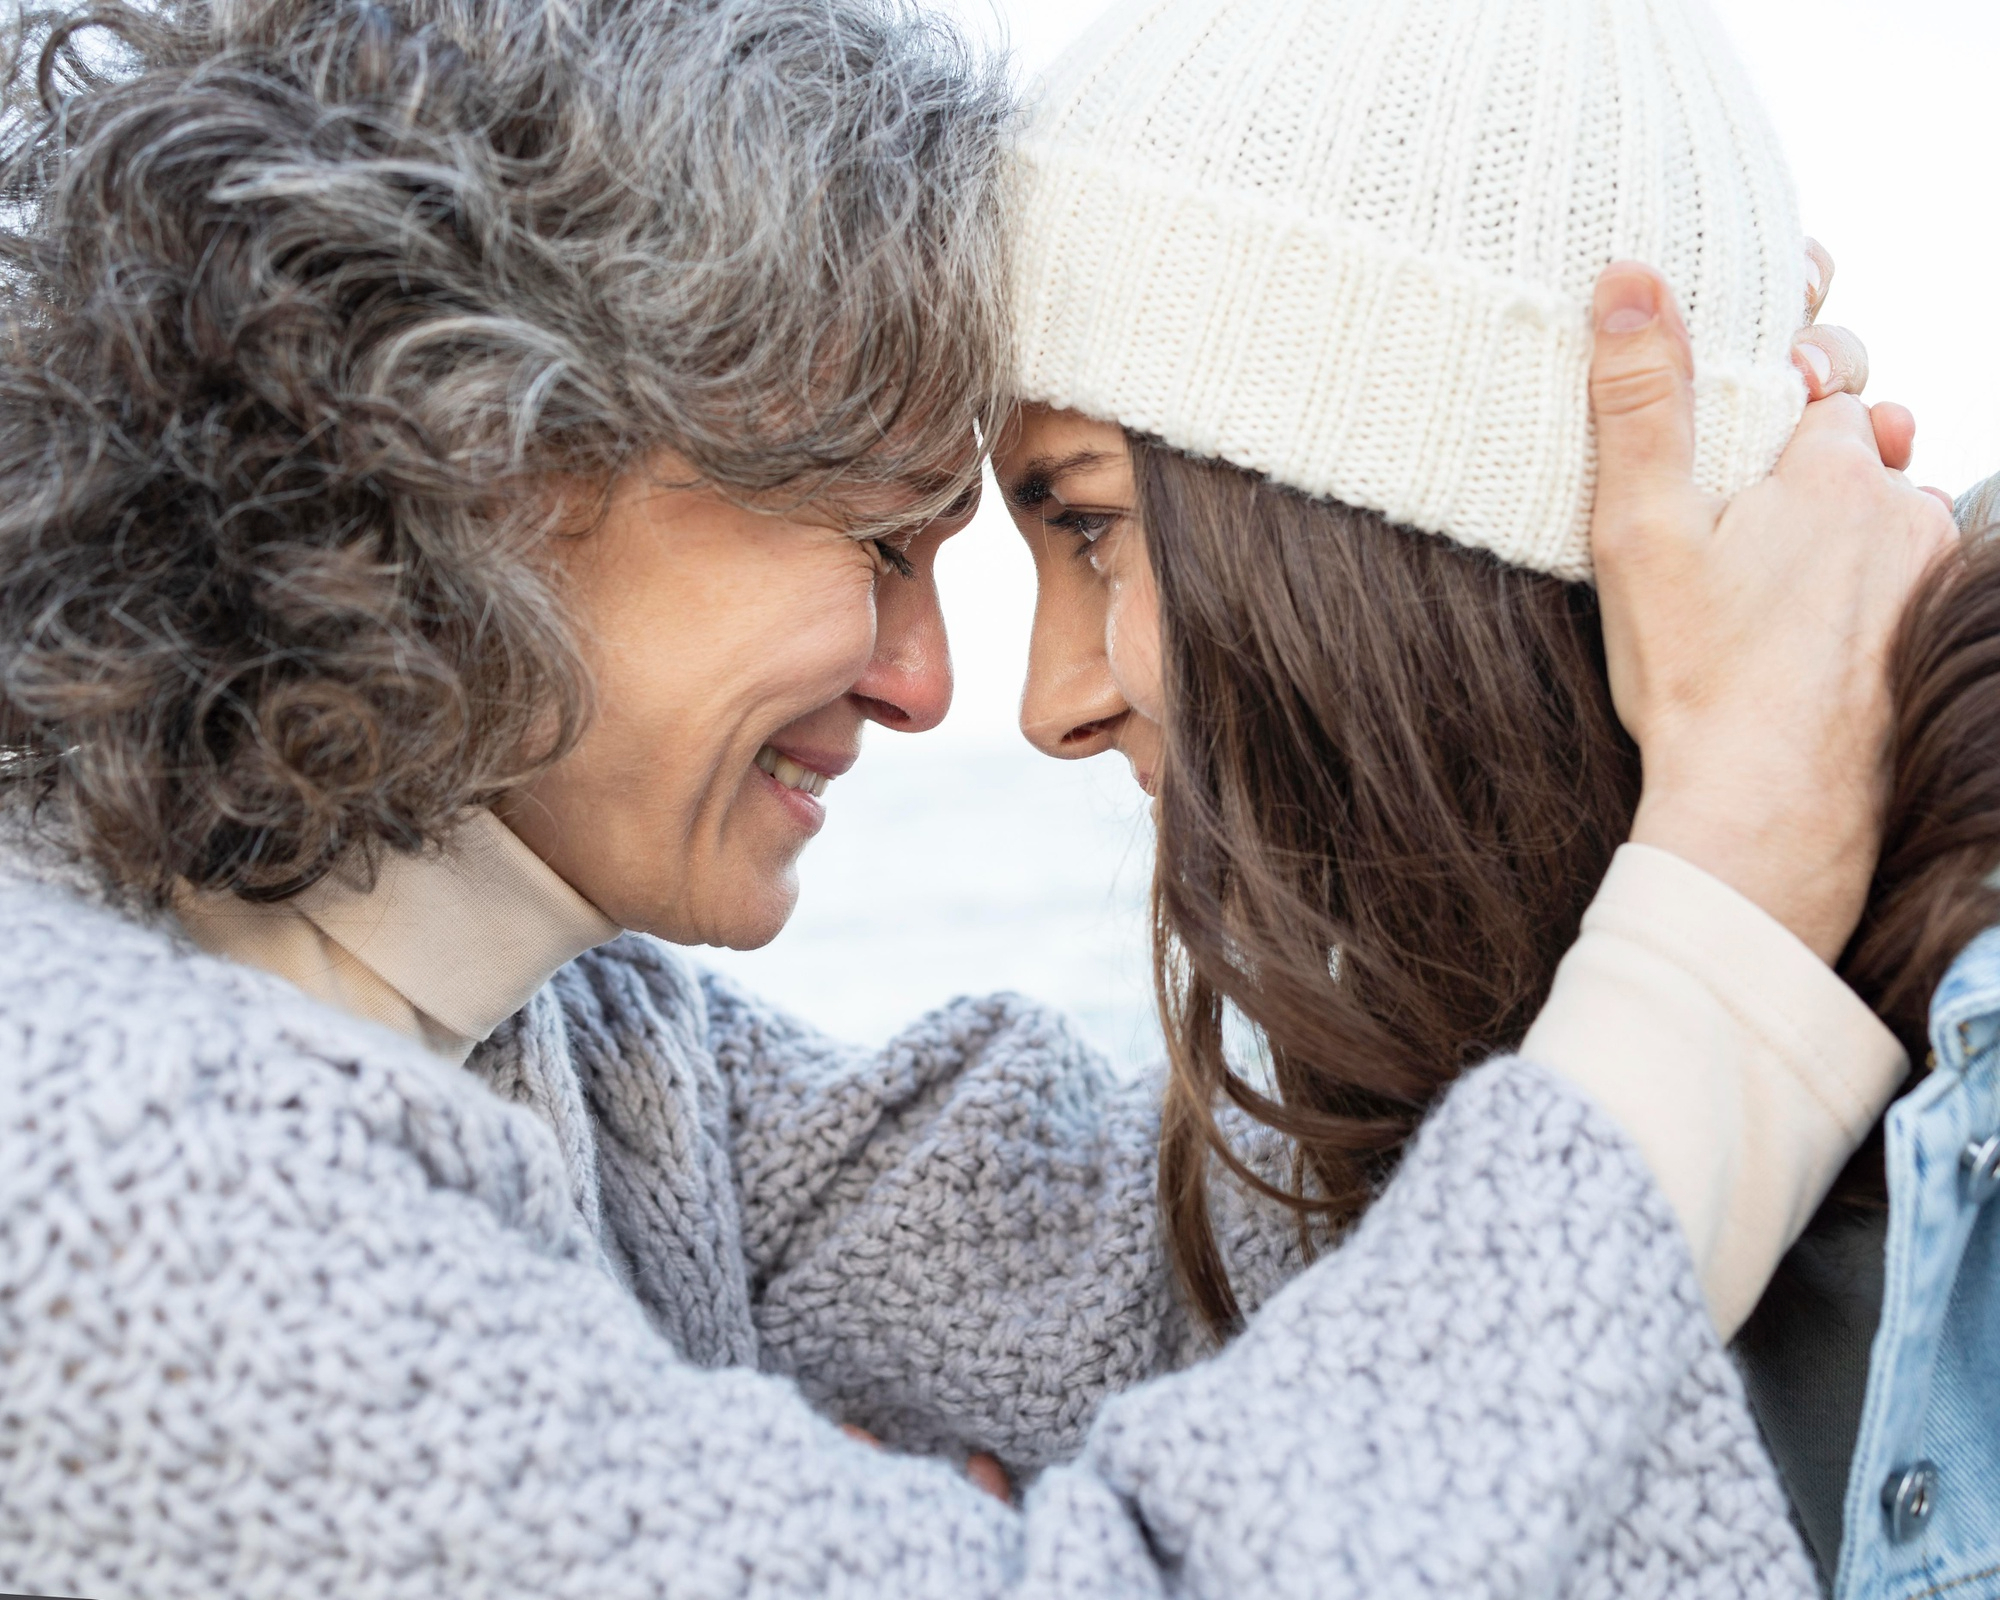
1009, 0, 1807, 579
0, 829, 1823, 1597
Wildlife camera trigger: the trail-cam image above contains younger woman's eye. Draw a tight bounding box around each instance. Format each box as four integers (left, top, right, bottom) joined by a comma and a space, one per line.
1047, 508, 1119, 548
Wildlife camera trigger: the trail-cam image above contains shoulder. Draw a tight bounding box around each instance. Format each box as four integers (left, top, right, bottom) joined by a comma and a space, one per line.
0, 865, 586, 1260
568, 933, 1119, 1096
0, 864, 287, 1103
710, 960, 1116, 1094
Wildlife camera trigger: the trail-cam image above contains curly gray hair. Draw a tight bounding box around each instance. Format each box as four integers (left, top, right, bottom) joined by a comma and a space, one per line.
0, 0, 1012, 897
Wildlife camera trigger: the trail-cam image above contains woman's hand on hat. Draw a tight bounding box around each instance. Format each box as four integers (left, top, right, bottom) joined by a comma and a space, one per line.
1586, 259, 1960, 964
1794, 237, 1877, 413
1783, 238, 1909, 463
1790, 238, 1924, 478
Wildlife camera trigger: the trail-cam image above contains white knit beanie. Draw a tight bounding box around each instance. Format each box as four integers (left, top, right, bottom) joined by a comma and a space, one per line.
1009, 0, 1807, 580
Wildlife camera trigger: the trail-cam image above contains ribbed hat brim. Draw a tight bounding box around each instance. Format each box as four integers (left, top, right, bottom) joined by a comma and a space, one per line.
1010, 142, 1805, 581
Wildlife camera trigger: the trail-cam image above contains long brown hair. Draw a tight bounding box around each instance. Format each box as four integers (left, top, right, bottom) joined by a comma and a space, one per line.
1140, 435, 2000, 1338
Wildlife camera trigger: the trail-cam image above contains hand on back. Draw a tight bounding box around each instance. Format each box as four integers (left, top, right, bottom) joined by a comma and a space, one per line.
1588, 252, 1960, 963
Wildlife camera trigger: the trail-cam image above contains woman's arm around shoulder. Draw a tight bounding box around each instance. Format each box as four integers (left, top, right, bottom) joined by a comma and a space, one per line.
0, 960, 1813, 1599
694, 951, 1307, 1467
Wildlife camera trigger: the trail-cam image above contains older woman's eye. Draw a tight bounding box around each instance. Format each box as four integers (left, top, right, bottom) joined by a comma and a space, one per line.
870, 537, 915, 579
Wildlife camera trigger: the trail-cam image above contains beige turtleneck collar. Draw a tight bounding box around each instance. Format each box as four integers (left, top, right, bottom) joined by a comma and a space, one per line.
173, 810, 619, 1063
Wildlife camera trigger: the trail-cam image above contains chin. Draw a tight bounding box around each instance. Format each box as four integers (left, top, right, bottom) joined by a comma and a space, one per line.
692, 868, 800, 952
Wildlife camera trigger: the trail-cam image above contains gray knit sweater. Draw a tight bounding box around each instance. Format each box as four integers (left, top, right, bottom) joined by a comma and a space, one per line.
0, 831, 1818, 1598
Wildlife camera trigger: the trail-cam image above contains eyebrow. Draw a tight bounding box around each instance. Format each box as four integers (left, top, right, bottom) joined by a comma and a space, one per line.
1003, 449, 1119, 510
837, 472, 981, 533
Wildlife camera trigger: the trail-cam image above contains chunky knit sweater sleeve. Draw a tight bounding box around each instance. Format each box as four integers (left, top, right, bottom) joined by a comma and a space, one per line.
697, 968, 1310, 1468
0, 879, 1817, 1599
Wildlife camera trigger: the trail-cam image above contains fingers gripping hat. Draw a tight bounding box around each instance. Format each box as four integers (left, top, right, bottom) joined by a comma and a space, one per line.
1009, 0, 1807, 580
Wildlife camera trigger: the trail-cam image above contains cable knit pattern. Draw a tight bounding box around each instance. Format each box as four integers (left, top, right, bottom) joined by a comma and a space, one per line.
1010, 0, 1806, 579
0, 833, 1817, 1597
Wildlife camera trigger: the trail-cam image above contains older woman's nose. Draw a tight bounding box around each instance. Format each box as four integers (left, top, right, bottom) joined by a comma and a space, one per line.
852, 563, 954, 732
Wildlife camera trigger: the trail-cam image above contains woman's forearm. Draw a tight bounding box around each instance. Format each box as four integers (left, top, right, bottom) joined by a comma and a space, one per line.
1523, 843, 1907, 1338
4, 1027, 1810, 1599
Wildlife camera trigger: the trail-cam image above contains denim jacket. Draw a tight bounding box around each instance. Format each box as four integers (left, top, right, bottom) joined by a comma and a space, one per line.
1837, 924, 2000, 1600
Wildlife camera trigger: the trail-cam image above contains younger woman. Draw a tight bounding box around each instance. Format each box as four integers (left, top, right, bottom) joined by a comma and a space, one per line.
1003, 1, 1988, 1595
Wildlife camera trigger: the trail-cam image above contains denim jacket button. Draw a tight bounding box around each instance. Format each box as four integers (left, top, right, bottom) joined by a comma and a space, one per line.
1962, 1134, 2000, 1205
1882, 1462, 1939, 1543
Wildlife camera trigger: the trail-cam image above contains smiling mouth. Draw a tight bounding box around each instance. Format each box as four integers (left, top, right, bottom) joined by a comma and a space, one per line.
755, 744, 830, 798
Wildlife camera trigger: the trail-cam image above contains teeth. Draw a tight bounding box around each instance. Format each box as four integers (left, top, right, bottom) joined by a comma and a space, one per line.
755, 744, 829, 798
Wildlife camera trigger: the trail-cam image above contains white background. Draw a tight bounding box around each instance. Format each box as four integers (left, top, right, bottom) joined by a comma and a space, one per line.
701, 0, 2000, 1071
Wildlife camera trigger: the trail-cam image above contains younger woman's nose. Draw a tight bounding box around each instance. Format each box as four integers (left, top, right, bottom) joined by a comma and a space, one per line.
1020, 592, 1130, 761
1021, 671, 1127, 760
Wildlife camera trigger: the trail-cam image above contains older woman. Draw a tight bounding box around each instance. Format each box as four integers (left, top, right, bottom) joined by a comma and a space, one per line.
0, 0, 1946, 1594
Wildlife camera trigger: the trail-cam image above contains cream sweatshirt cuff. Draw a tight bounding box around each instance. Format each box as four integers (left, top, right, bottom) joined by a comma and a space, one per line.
1522, 843, 1907, 1340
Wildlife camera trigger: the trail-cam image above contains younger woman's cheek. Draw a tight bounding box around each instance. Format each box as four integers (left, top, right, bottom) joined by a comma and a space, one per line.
1105, 569, 1165, 724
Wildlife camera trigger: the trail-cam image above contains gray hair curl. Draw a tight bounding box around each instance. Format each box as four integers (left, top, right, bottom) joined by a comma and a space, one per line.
0, 0, 1013, 897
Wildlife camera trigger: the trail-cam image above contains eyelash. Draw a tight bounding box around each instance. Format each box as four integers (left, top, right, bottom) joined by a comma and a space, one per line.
871, 538, 915, 579
1046, 508, 1118, 550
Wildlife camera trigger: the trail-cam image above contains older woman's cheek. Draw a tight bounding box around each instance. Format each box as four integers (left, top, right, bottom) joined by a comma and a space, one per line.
501, 498, 884, 946
654, 558, 886, 946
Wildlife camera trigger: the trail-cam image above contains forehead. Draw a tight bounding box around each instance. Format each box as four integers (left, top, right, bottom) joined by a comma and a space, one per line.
993, 405, 1133, 503
804, 432, 985, 534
